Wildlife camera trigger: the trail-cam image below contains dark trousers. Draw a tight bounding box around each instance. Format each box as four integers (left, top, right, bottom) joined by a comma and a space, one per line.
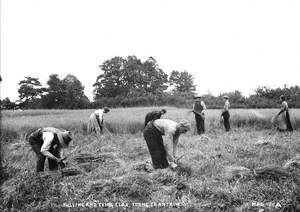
29, 137, 60, 172
285, 110, 293, 132
222, 111, 230, 131
195, 114, 205, 134
143, 123, 169, 169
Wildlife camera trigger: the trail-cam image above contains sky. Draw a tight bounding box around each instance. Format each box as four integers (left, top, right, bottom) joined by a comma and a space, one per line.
1, 0, 300, 101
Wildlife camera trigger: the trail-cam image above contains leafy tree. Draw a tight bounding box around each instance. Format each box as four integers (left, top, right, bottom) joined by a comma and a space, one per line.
17, 77, 46, 107
93, 56, 126, 98
142, 57, 168, 95
255, 86, 281, 100
41, 74, 66, 108
169, 70, 196, 93
93, 56, 168, 99
122, 56, 144, 95
62, 74, 90, 109
0, 97, 16, 110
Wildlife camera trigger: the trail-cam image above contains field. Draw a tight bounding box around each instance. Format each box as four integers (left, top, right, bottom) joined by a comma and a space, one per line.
1, 107, 300, 211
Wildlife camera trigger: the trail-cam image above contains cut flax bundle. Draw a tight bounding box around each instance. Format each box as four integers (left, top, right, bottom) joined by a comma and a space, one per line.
133, 161, 153, 172
253, 166, 291, 181
61, 167, 83, 177
73, 152, 115, 163
173, 162, 192, 177
283, 154, 300, 170
223, 166, 253, 181
224, 165, 295, 182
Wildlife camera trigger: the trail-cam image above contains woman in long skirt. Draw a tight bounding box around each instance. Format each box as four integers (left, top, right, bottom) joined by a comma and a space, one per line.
273, 95, 293, 132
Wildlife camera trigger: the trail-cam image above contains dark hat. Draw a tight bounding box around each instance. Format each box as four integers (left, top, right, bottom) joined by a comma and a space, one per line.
161, 109, 167, 114
193, 96, 201, 99
280, 95, 286, 100
103, 107, 110, 113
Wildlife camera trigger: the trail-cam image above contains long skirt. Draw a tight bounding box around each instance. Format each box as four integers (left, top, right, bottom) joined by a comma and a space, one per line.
143, 122, 169, 169
194, 113, 205, 134
222, 111, 230, 131
87, 113, 102, 134
285, 110, 293, 131
272, 111, 293, 132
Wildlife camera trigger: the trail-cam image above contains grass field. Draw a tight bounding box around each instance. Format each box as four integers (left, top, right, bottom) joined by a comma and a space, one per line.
1, 107, 300, 211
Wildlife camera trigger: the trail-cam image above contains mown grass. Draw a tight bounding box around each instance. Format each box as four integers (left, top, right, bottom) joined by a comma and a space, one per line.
1, 108, 300, 211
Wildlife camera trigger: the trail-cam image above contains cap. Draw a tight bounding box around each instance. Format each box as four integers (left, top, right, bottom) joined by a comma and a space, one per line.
280, 95, 286, 100
178, 120, 191, 131
103, 107, 110, 113
161, 109, 167, 114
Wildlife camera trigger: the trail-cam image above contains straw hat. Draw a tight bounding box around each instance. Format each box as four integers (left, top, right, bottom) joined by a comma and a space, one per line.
223, 95, 229, 99
57, 131, 72, 146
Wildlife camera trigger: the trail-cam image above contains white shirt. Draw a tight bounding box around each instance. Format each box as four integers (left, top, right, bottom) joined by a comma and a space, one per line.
224, 100, 230, 111
40, 132, 57, 152
281, 101, 288, 111
94, 109, 104, 121
153, 119, 178, 137
200, 101, 206, 113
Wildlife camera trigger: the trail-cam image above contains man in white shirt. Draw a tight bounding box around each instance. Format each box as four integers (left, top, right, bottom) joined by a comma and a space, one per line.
88, 107, 110, 135
192, 96, 206, 134
143, 119, 190, 169
221, 95, 230, 131
28, 127, 72, 172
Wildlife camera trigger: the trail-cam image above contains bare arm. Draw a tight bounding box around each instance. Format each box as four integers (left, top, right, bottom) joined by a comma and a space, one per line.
201, 101, 206, 113
164, 134, 176, 163
40, 132, 61, 162
59, 149, 65, 159
42, 151, 60, 161
172, 134, 179, 158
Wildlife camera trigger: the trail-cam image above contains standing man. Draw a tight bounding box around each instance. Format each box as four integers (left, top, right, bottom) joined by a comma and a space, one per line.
28, 127, 72, 172
192, 96, 206, 134
143, 119, 190, 169
88, 107, 110, 135
221, 95, 230, 132
144, 109, 167, 128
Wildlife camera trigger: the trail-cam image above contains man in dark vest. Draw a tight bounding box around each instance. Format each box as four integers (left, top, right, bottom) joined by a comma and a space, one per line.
144, 109, 167, 128
192, 96, 206, 134
28, 127, 72, 172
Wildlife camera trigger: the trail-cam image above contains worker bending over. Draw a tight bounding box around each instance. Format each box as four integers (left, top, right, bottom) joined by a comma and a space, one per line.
28, 127, 72, 172
143, 119, 190, 169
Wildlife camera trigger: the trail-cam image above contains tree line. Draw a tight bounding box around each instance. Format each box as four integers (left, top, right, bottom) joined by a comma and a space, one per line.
1, 55, 300, 109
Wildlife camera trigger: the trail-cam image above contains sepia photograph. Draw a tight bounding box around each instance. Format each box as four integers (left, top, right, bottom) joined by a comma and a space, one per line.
1, 0, 300, 211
